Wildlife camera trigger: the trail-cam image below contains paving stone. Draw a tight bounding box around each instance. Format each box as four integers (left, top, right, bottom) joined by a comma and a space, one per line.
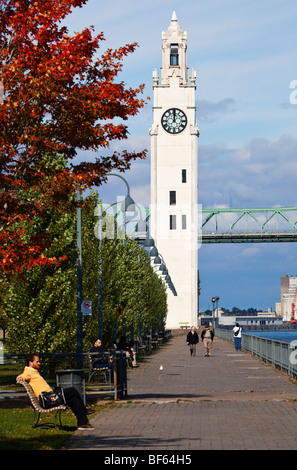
69, 331, 297, 451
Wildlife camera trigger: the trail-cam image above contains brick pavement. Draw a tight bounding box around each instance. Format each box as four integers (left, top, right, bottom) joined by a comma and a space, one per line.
69, 330, 297, 451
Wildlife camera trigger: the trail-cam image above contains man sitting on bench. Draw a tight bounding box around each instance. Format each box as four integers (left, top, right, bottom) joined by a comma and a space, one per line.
89, 339, 114, 381
17, 353, 95, 430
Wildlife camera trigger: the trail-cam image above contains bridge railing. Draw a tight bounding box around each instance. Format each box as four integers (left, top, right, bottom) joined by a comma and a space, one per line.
131, 206, 297, 243
200, 207, 297, 243
215, 328, 297, 379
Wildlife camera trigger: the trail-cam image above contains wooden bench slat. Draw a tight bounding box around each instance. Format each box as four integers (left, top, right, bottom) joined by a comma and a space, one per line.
17, 380, 68, 429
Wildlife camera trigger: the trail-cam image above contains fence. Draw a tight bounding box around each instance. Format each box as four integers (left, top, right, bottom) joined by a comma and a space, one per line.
215, 328, 297, 380
0, 351, 127, 402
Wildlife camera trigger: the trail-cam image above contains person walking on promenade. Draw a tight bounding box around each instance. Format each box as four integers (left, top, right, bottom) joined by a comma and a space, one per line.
186, 326, 199, 356
17, 353, 95, 430
233, 323, 242, 351
201, 323, 214, 356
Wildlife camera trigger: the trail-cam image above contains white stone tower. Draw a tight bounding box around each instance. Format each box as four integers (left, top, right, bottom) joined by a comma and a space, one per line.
150, 12, 199, 329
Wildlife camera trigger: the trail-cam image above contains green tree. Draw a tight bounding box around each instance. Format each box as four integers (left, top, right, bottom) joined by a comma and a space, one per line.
1, 195, 78, 352
1, 190, 167, 353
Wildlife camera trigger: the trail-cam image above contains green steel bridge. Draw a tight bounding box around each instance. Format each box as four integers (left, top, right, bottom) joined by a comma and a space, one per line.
120, 206, 297, 244
100, 200, 297, 244
199, 206, 297, 243
135, 206, 297, 243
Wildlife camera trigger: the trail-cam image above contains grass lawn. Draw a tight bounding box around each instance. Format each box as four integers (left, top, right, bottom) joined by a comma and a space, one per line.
0, 405, 103, 450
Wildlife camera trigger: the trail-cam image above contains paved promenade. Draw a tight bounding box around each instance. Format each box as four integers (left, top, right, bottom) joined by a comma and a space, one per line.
69, 330, 297, 451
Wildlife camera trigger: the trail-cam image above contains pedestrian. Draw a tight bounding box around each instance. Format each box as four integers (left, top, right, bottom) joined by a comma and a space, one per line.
186, 326, 199, 356
117, 335, 137, 367
89, 338, 114, 379
201, 323, 214, 356
233, 323, 242, 351
17, 353, 95, 430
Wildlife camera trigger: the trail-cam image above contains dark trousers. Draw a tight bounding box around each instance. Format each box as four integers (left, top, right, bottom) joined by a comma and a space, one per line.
62, 387, 88, 426
234, 337, 241, 351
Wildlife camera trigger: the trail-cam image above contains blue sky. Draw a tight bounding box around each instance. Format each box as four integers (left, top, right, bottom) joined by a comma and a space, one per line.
66, 0, 297, 312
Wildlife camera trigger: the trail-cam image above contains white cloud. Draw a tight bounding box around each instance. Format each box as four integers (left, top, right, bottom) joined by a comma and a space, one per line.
198, 98, 237, 123
241, 246, 261, 257
199, 134, 297, 209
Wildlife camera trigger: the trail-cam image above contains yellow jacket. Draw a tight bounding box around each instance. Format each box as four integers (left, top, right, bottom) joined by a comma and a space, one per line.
17, 367, 53, 399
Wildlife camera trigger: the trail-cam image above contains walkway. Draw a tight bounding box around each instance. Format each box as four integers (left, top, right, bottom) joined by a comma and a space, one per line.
69, 331, 297, 450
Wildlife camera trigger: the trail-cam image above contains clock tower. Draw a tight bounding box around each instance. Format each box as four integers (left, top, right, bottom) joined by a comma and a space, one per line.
150, 12, 199, 329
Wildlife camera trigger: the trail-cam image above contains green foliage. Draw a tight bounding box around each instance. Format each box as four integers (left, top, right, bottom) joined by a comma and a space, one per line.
1, 201, 78, 353
1, 190, 167, 353
81, 198, 168, 350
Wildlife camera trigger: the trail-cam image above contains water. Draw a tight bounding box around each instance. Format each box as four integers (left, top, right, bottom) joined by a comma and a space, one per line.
244, 330, 297, 344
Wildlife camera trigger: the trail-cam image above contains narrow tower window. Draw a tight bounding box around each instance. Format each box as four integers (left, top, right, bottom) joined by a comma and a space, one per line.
170, 44, 179, 66
170, 215, 176, 230
169, 190, 176, 205
182, 169, 187, 183
182, 215, 187, 230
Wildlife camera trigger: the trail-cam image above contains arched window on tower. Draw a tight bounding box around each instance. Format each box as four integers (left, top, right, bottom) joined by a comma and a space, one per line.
170, 44, 179, 66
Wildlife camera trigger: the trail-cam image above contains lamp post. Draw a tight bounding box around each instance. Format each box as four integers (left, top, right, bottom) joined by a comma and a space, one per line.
76, 190, 83, 367
211, 296, 220, 325
108, 173, 135, 212
96, 173, 142, 347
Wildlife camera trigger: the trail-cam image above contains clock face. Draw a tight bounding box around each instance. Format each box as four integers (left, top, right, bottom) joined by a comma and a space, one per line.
161, 108, 187, 134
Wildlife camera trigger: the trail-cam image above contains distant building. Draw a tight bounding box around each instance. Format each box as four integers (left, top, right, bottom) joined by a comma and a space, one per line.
218, 316, 283, 327
257, 308, 276, 317
281, 275, 297, 322
275, 302, 281, 316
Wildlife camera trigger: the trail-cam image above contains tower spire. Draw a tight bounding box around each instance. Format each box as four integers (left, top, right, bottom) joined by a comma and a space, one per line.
167, 11, 183, 34
161, 11, 188, 85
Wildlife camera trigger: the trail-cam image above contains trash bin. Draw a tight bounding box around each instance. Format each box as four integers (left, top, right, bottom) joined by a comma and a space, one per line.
55, 369, 86, 404
113, 351, 127, 400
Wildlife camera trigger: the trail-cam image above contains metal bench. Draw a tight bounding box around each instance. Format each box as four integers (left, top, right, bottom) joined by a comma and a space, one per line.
17, 380, 68, 429
179, 323, 190, 329
88, 353, 112, 383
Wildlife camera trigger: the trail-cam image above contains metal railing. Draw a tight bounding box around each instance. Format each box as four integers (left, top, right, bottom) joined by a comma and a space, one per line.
0, 351, 128, 400
215, 329, 297, 379
200, 207, 297, 243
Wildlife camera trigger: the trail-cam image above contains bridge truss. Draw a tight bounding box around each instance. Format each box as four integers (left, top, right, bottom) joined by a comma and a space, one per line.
200, 207, 297, 243
101, 203, 297, 244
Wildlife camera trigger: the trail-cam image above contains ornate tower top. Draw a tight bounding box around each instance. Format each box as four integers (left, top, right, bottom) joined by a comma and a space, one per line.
160, 11, 188, 86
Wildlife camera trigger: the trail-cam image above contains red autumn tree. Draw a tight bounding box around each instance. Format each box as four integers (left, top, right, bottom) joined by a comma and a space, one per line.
0, 0, 147, 274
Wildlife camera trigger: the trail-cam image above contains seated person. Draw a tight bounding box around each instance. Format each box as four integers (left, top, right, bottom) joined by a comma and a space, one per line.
17, 353, 95, 430
117, 336, 137, 367
89, 339, 113, 375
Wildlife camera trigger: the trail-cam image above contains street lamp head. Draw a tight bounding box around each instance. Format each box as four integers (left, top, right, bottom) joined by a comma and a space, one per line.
144, 236, 155, 247
135, 219, 148, 234
161, 267, 168, 277
150, 246, 158, 257
121, 194, 135, 212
